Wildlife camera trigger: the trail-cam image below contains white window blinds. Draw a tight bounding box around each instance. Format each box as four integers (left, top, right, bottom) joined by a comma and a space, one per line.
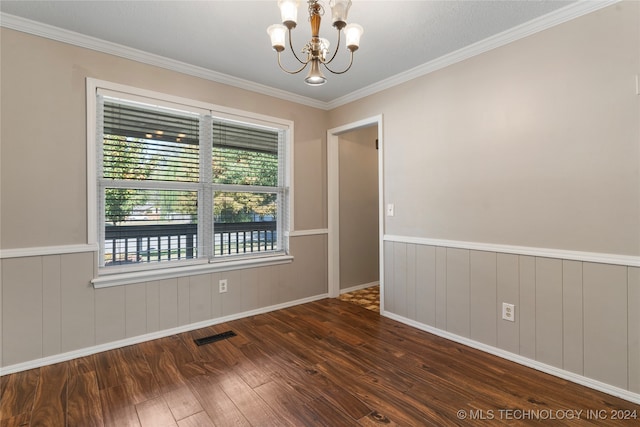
97, 92, 289, 270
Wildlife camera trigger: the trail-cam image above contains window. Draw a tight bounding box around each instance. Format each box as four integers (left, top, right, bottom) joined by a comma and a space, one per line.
89, 80, 292, 283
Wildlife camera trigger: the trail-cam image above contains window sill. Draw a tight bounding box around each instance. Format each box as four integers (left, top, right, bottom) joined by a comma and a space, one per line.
92, 254, 294, 288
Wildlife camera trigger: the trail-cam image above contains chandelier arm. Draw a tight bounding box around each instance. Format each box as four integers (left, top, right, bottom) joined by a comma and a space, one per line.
321, 50, 354, 75
288, 28, 307, 65
277, 51, 311, 74
323, 27, 342, 65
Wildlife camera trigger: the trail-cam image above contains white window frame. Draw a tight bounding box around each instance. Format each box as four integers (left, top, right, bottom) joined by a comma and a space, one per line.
87, 78, 294, 288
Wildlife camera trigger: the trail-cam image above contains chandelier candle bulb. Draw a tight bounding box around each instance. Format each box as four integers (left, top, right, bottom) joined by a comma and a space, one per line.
278, 0, 300, 29
267, 24, 287, 51
345, 23, 363, 51
329, 0, 352, 29
320, 38, 330, 59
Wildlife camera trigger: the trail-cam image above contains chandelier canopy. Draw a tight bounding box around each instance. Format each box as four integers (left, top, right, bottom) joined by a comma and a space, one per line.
267, 0, 363, 86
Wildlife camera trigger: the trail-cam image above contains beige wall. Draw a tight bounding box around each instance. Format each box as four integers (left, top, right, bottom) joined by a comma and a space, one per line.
339, 126, 379, 289
330, 2, 640, 256
0, 29, 328, 250
329, 1, 640, 398
0, 28, 329, 368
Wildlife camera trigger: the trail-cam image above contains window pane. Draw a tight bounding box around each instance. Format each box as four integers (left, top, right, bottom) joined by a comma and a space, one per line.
104, 101, 200, 182
212, 120, 278, 153
212, 120, 278, 186
104, 188, 198, 265
213, 191, 278, 255
212, 146, 277, 186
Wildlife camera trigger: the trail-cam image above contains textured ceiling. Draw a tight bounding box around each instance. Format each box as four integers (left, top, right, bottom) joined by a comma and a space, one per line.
1, 1, 579, 104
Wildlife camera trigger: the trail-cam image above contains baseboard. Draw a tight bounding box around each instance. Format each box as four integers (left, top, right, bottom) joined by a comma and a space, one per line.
0, 293, 328, 376
382, 310, 640, 405
340, 281, 380, 294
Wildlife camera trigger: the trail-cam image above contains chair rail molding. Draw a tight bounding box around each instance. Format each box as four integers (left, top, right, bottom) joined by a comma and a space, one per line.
383, 235, 640, 268
0, 244, 99, 259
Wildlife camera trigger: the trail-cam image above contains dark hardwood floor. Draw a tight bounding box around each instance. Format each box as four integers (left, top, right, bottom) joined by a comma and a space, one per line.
1, 298, 638, 426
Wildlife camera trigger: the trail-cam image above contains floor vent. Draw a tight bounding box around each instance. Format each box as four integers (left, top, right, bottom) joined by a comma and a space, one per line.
194, 330, 237, 346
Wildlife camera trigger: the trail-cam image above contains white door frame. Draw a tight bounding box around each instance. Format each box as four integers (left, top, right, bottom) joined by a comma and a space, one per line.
327, 115, 384, 309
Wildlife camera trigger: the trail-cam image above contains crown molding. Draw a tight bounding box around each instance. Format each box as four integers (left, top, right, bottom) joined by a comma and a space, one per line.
327, 0, 621, 109
1, 1, 620, 111
0, 12, 327, 110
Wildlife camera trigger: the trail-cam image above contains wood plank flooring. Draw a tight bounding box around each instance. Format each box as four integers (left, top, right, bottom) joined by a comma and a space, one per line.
1, 298, 639, 426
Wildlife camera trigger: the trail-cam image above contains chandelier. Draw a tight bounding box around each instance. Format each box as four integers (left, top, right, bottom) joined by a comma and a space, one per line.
267, 0, 363, 86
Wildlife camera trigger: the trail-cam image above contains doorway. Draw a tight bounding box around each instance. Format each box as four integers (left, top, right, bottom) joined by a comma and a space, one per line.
327, 115, 384, 312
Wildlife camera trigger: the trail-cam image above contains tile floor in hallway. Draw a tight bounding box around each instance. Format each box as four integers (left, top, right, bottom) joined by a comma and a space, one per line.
337, 285, 380, 312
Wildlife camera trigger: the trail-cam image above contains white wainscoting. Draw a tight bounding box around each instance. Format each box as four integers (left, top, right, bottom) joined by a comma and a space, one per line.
0, 233, 329, 373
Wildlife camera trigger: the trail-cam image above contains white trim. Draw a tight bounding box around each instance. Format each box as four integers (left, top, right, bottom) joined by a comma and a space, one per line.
287, 123, 295, 234
382, 311, 640, 405
289, 228, 329, 237
0, 244, 98, 259
384, 235, 640, 267
92, 254, 294, 288
86, 79, 98, 246
377, 121, 385, 313
327, 115, 384, 299
1, 1, 618, 110
0, 293, 327, 377
340, 281, 379, 295
327, 129, 340, 298
328, 116, 384, 136
326, 0, 620, 109
90, 78, 296, 130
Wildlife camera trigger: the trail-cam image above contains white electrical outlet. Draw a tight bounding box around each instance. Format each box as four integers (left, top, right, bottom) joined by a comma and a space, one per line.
502, 303, 515, 322
219, 279, 228, 293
